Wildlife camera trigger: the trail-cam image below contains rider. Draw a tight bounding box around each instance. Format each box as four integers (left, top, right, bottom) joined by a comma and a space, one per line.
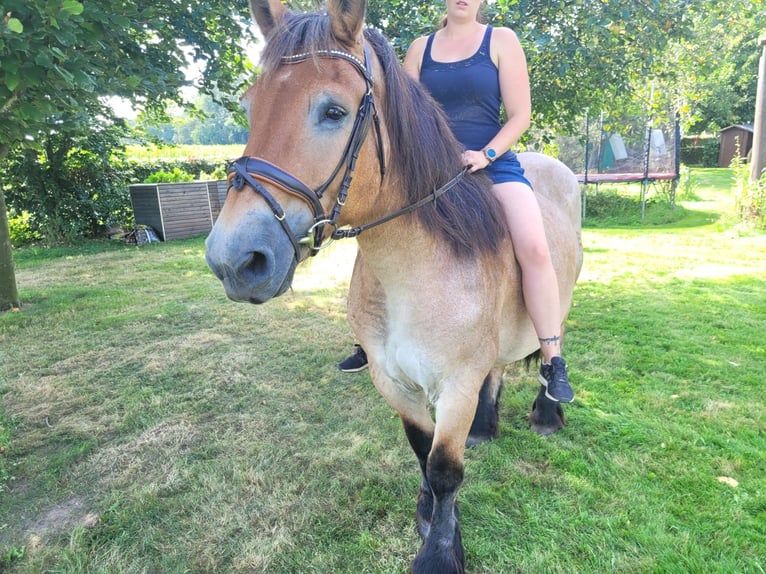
340, 0, 574, 403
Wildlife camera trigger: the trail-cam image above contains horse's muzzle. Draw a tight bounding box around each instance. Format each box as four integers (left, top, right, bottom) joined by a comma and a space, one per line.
205, 218, 297, 304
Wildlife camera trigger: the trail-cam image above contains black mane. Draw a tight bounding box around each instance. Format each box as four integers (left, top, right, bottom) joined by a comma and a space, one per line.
260, 11, 508, 258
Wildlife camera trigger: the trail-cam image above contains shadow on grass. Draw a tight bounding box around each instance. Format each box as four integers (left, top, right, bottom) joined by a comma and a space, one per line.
583, 194, 721, 230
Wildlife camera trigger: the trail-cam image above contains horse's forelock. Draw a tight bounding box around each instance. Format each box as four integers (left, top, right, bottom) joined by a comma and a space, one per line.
260, 12, 336, 73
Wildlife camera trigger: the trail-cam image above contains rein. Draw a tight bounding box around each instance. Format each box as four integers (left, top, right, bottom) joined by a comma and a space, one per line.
330, 167, 467, 240
228, 44, 464, 260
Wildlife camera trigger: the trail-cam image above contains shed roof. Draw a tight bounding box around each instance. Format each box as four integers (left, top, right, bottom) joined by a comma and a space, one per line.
719, 124, 754, 134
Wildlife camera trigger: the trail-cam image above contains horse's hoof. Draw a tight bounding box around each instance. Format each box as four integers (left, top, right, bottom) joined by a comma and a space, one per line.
411, 524, 465, 574
530, 420, 563, 436
529, 398, 566, 435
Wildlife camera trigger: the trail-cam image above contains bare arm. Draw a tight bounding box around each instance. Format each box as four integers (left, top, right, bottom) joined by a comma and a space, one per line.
403, 36, 427, 81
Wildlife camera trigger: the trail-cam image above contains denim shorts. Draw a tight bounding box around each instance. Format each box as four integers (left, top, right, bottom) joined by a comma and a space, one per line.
485, 151, 532, 188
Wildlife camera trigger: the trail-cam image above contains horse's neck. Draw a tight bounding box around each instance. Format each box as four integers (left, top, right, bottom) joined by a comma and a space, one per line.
356, 223, 436, 287
355, 220, 507, 300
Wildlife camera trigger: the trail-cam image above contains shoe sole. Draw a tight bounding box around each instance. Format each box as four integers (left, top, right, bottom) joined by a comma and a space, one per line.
537, 373, 575, 403
339, 363, 368, 373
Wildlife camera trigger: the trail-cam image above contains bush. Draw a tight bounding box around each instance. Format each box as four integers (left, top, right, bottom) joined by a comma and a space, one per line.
198, 165, 228, 180
4, 130, 134, 243
583, 190, 643, 220
117, 158, 227, 184
733, 157, 766, 230
144, 167, 195, 183
701, 138, 720, 167
680, 135, 719, 167
583, 187, 687, 227
8, 210, 41, 247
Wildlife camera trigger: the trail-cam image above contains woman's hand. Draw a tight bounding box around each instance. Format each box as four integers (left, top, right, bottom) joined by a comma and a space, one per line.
461, 150, 490, 173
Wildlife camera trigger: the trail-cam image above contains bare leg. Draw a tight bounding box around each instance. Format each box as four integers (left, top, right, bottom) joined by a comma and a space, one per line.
493, 181, 574, 403
492, 181, 562, 360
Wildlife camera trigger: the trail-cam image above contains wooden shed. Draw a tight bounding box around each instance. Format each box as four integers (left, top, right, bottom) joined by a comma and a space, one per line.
718, 124, 754, 167
129, 180, 228, 241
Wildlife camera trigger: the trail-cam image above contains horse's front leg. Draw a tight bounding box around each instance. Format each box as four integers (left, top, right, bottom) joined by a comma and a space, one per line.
401, 418, 434, 541
406, 390, 478, 574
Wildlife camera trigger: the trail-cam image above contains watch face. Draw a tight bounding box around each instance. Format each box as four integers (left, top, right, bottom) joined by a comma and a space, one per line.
486, 148, 496, 159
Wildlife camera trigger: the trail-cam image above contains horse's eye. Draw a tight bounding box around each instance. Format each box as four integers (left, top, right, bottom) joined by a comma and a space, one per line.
325, 105, 347, 122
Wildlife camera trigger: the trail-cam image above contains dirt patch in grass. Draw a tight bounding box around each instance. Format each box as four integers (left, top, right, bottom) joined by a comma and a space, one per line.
2, 493, 99, 551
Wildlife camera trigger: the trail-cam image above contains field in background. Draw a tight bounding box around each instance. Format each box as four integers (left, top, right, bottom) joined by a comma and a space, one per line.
1, 169, 764, 573
124, 143, 244, 163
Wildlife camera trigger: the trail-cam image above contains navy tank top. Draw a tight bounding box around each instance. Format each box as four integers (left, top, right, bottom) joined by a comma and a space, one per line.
420, 26, 501, 153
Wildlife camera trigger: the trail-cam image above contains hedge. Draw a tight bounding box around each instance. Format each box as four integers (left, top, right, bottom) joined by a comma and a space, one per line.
680, 135, 719, 167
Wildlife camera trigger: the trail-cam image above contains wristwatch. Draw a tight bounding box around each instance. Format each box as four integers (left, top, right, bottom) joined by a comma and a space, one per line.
483, 148, 497, 163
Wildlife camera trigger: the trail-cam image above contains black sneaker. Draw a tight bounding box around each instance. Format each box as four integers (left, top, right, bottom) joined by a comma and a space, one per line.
538, 356, 575, 403
338, 345, 368, 373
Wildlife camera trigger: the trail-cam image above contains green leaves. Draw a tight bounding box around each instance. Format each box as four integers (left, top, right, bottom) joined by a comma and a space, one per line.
364, 0, 760, 135
60, 0, 84, 15
5, 17, 23, 33
3, 73, 19, 92
0, 0, 255, 152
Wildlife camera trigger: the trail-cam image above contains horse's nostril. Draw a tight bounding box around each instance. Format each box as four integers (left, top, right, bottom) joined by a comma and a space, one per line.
244, 251, 269, 276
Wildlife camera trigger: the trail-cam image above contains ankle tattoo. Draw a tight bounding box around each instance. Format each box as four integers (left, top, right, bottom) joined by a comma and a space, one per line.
538, 335, 561, 346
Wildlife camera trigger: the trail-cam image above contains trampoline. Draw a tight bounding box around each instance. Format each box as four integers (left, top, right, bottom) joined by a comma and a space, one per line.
556, 111, 681, 220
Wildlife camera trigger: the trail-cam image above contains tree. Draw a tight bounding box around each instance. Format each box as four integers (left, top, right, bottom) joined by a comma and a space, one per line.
0, 0, 255, 311
367, 0, 763, 134
3, 114, 133, 243
655, 0, 765, 134
139, 95, 249, 145
367, 0, 695, 132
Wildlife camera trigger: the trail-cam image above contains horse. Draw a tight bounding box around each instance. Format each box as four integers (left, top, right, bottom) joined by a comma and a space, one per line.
205, 0, 583, 571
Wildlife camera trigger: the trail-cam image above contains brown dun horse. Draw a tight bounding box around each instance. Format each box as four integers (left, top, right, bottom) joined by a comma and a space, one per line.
205, 0, 583, 571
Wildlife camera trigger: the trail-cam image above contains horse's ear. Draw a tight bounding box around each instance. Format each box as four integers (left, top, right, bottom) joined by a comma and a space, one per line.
250, 0, 287, 37
328, 0, 366, 47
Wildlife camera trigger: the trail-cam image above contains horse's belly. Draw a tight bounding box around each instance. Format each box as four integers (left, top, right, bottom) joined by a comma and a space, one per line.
497, 322, 539, 365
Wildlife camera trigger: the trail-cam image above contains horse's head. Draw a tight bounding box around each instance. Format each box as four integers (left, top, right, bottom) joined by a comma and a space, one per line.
206, 0, 385, 303
207, 0, 508, 305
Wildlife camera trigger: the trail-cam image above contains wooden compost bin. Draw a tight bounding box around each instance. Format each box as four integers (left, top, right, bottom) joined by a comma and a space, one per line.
129, 180, 228, 241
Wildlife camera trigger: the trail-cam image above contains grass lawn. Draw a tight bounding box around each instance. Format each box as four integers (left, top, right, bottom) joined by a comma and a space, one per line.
1, 168, 764, 573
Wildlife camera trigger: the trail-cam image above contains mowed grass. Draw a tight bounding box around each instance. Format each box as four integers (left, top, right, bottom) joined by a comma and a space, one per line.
1, 169, 765, 573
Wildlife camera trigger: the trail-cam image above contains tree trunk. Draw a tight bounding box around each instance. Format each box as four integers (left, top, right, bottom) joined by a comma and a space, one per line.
0, 144, 21, 312
750, 33, 766, 183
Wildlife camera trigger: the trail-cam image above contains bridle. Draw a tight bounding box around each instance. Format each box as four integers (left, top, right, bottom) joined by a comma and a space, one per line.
227, 43, 465, 261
